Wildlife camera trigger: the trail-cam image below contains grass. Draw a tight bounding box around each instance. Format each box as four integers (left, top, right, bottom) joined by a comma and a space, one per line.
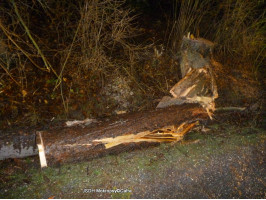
210, 0, 265, 73
166, 0, 213, 51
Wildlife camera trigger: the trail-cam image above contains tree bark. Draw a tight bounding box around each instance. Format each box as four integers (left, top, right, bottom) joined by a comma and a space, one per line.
0, 133, 37, 160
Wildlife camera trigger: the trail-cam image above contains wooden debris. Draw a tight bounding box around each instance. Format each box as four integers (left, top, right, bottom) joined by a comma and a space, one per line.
215, 107, 246, 112
94, 121, 199, 149
156, 96, 187, 108
65, 118, 97, 127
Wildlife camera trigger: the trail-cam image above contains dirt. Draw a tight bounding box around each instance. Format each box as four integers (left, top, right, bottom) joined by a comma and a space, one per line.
0, 117, 265, 198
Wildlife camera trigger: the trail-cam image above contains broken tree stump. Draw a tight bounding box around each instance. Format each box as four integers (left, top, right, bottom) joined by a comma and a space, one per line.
157, 35, 218, 119
36, 104, 208, 167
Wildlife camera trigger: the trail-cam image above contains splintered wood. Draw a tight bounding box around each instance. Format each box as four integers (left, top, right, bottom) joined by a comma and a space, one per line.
94, 121, 198, 149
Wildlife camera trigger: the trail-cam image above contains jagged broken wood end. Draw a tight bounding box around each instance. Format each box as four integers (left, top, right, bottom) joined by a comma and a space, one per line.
93, 121, 198, 149
157, 67, 218, 119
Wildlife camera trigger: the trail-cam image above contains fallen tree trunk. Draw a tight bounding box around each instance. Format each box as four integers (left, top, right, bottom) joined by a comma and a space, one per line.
36, 104, 208, 167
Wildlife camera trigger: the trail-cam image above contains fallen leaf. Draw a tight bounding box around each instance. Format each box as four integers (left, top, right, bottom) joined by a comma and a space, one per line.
22, 90, 27, 97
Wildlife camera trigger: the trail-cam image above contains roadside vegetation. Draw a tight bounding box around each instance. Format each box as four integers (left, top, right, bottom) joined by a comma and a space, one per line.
0, 0, 264, 129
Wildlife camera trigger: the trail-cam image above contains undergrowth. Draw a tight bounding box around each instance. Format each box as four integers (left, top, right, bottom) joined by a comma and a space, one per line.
0, 0, 154, 127
166, 0, 265, 75
0, 0, 264, 128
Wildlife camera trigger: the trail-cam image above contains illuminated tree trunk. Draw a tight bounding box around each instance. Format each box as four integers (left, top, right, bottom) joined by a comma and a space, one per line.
36, 104, 208, 167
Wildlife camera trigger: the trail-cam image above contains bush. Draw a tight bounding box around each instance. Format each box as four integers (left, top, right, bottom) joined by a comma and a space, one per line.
0, 0, 146, 126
